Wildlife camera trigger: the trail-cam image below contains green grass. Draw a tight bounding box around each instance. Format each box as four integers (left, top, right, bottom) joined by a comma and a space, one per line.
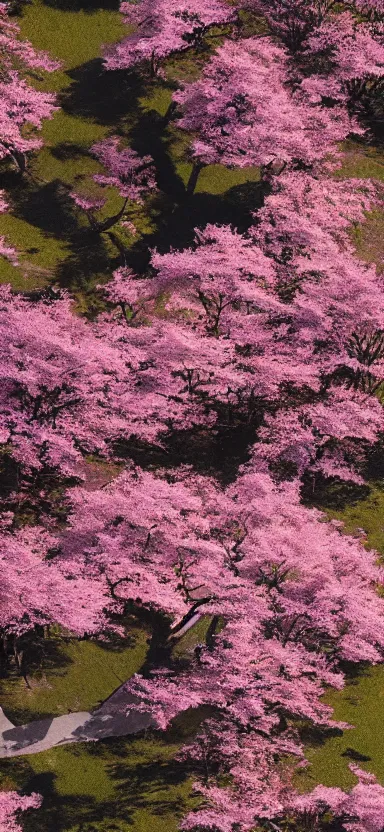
0, 0, 126, 290
172, 616, 213, 660
351, 208, 384, 274
0, 627, 149, 724
293, 488, 384, 793
323, 485, 384, 558
19, 2, 126, 74
0, 733, 196, 832
0, 0, 262, 293
296, 664, 384, 792
334, 140, 384, 273
0, 213, 70, 289
335, 141, 384, 182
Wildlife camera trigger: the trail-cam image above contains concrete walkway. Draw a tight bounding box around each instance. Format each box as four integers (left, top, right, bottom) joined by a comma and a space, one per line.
0, 687, 154, 757
0, 612, 204, 758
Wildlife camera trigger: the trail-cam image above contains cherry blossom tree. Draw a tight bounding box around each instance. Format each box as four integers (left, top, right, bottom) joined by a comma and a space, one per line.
0, 791, 41, 832
293, 765, 384, 832
300, 11, 384, 136
173, 37, 358, 193
242, 0, 336, 52
0, 3, 59, 172
71, 136, 157, 232
2, 1, 384, 829
78, 464, 384, 832
104, 0, 236, 76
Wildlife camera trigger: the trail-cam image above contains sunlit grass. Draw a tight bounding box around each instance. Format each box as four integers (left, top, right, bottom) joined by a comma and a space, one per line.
0, 627, 149, 724
19, 2, 126, 75
296, 664, 384, 792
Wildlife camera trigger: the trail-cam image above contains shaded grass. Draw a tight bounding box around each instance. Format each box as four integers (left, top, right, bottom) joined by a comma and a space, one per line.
335, 141, 384, 182
172, 616, 213, 661
0, 627, 149, 724
0, 0, 261, 295
0, 0, 126, 290
351, 208, 384, 274
0, 734, 196, 832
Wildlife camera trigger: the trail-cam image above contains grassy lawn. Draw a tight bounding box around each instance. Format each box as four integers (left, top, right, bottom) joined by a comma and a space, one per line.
336, 141, 384, 182
323, 485, 384, 557
335, 140, 384, 272
296, 664, 384, 793
0, 733, 196, 832
0, 627, 149, 724
351, 208, 384, 274
0, 0, 261, 295
0, 621, 212, 831
293, 487, 384, 792
0, 0, 126, 291
1, 2, 384, 827
18, 2, 126, 73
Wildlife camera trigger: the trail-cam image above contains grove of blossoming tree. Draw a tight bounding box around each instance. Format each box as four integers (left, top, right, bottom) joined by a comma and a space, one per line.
1, 0, 384, 830
0, 3, 58, 171
0, 791, 41, 832
103, 0, 236, 76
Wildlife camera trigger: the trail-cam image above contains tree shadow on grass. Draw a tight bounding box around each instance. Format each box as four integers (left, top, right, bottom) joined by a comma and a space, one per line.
110, 758, 192, 819
364, 434, 384, 481
341, 748, 371, 762
298, 722, 344, 748
0, 636, 77, 724
55, 171, 263, 298
129, 108, 265, 246
50, 142, 92, 162
55, 228, 119, 296
300, 472, 370, 511
20, 735, 193, 831
60, 60, 147, 128
105, 736, 195, 821
113, 421, 260, 486
0, 174, 79, 240
0, 169, 118, 296
22, 786, 111, 832
42, 0, 120, 10
125, 177, 264, 278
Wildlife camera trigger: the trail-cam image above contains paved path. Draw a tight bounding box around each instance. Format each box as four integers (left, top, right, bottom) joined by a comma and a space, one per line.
0, 688, 154, 758
0, 612, 204, 758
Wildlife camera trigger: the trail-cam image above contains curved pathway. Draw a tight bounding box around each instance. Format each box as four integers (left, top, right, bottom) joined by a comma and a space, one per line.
0, 613, 203, 758
0, 687, 154, 758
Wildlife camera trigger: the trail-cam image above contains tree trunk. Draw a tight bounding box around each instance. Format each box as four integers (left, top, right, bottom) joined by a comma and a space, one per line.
150, 51, 158, 78
95, 198, 129, 233
163, 100, 177, 126
107, 231, 128, 265
186, 161, 204, 196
